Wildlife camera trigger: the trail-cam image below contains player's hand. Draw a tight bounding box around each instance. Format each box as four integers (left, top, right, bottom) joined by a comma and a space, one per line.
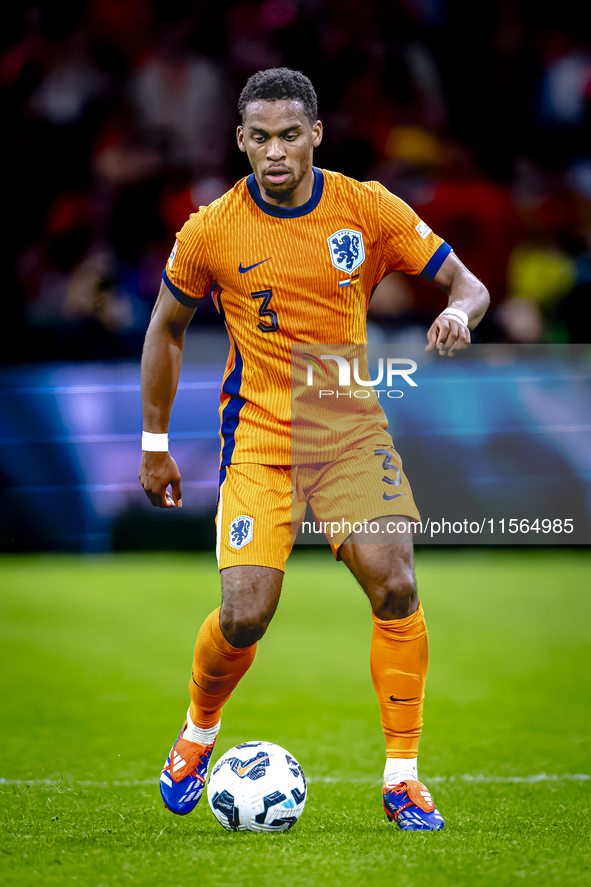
139, 452, 183, 508
425, 316, 471, 357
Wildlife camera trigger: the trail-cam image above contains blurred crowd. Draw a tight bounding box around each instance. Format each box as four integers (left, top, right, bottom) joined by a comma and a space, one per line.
2, 0, 591, 362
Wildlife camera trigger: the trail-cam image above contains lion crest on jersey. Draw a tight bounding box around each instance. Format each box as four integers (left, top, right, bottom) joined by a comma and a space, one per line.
229, 515, 254, 550
327, 228, 365, 273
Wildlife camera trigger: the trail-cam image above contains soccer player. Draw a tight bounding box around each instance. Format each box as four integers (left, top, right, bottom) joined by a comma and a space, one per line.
139, 68, 489, 831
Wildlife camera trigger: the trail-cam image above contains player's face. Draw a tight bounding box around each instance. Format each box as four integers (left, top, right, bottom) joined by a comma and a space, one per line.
237, 100, 323, 206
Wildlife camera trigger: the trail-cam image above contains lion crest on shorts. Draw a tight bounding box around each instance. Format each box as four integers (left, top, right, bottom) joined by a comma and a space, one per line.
229, 515, 254, 550
327, 228, 365, 273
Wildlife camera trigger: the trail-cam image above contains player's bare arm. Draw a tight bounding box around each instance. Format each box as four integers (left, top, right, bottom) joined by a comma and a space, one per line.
139, 280, 198, 508
426, 252, 490, 356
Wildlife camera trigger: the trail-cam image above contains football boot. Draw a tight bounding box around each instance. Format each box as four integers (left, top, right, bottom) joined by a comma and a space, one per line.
383, 779, 444, 831
159, 722, 217, 815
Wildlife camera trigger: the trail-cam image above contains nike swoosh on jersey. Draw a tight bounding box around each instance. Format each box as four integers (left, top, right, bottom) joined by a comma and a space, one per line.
383, 493, 405, 501
237, 755, 269, 777
239, 258, 271, 273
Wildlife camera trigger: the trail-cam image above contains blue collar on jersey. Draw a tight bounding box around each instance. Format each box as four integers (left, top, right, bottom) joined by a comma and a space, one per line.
246, 167, 324, 218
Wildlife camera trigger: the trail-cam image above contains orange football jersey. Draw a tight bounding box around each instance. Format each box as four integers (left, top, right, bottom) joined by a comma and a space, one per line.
163, 168, 450, 467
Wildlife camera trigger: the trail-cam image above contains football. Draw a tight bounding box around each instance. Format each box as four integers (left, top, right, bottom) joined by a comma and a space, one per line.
206, 741, 307, 832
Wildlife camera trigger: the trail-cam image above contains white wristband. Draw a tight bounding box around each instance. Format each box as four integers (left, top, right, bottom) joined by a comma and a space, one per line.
142, 431, 169, 452
440, 307, 469, 327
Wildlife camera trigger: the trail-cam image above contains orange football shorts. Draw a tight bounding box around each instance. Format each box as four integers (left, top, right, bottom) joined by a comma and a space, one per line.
215, 440, 420, 572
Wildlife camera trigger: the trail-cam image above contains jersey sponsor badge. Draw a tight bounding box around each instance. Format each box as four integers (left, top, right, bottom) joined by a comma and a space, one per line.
415, 220, 432, 239
229, 515, 254, 550
327, 229, 365, 274
168, 240, 178, 269
168, 240, 179, 271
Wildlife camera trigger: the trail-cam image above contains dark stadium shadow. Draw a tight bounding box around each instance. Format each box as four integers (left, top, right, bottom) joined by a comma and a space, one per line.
111, 506, 216, 552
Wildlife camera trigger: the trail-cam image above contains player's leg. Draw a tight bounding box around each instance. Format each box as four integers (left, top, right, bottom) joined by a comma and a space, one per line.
339, 520, 426, 766
306, 444, 443, 829
160, 463, 295, 815
161, 565, 282, 815
188, 564, 283, 732
340, 521, 443, 830
338, 521, 425, 756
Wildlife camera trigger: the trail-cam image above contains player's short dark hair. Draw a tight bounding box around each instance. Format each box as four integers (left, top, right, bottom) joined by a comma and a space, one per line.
238, 68, 318, 124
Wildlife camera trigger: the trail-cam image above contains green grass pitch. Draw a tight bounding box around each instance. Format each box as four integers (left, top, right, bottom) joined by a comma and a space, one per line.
0, 549, 589, 887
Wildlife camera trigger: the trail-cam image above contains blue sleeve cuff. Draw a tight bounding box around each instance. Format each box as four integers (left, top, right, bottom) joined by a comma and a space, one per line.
420, 242, 452, 283
162, 268, 201, 308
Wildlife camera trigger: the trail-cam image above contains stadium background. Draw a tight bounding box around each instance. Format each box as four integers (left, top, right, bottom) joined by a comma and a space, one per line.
3, 0, 591, 361
1, 0, 591, 551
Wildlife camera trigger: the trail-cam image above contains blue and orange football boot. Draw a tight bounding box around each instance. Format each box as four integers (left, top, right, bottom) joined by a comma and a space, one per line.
383, 779, 445, 831
159, 722, 217, 815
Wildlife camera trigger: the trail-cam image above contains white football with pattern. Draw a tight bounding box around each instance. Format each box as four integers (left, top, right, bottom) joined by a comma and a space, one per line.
207, 741, 307, 832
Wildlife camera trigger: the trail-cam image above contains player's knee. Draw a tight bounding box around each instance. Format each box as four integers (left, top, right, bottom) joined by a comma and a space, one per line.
219, 610, 271, 648
219, 566, 282, 647
368, 564, 417, 620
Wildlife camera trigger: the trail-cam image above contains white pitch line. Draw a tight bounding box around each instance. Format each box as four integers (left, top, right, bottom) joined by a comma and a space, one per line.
0, 774, 588, 788
448, 774, 590, 784
0, 778, 157, 787
308, 774, 590, 785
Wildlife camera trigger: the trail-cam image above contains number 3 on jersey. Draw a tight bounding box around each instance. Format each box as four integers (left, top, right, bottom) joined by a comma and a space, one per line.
251, 288, 279, 333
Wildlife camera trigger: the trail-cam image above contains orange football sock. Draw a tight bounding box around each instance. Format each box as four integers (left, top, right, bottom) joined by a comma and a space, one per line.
370, 601, 429, 758
188, 607, 257, 729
